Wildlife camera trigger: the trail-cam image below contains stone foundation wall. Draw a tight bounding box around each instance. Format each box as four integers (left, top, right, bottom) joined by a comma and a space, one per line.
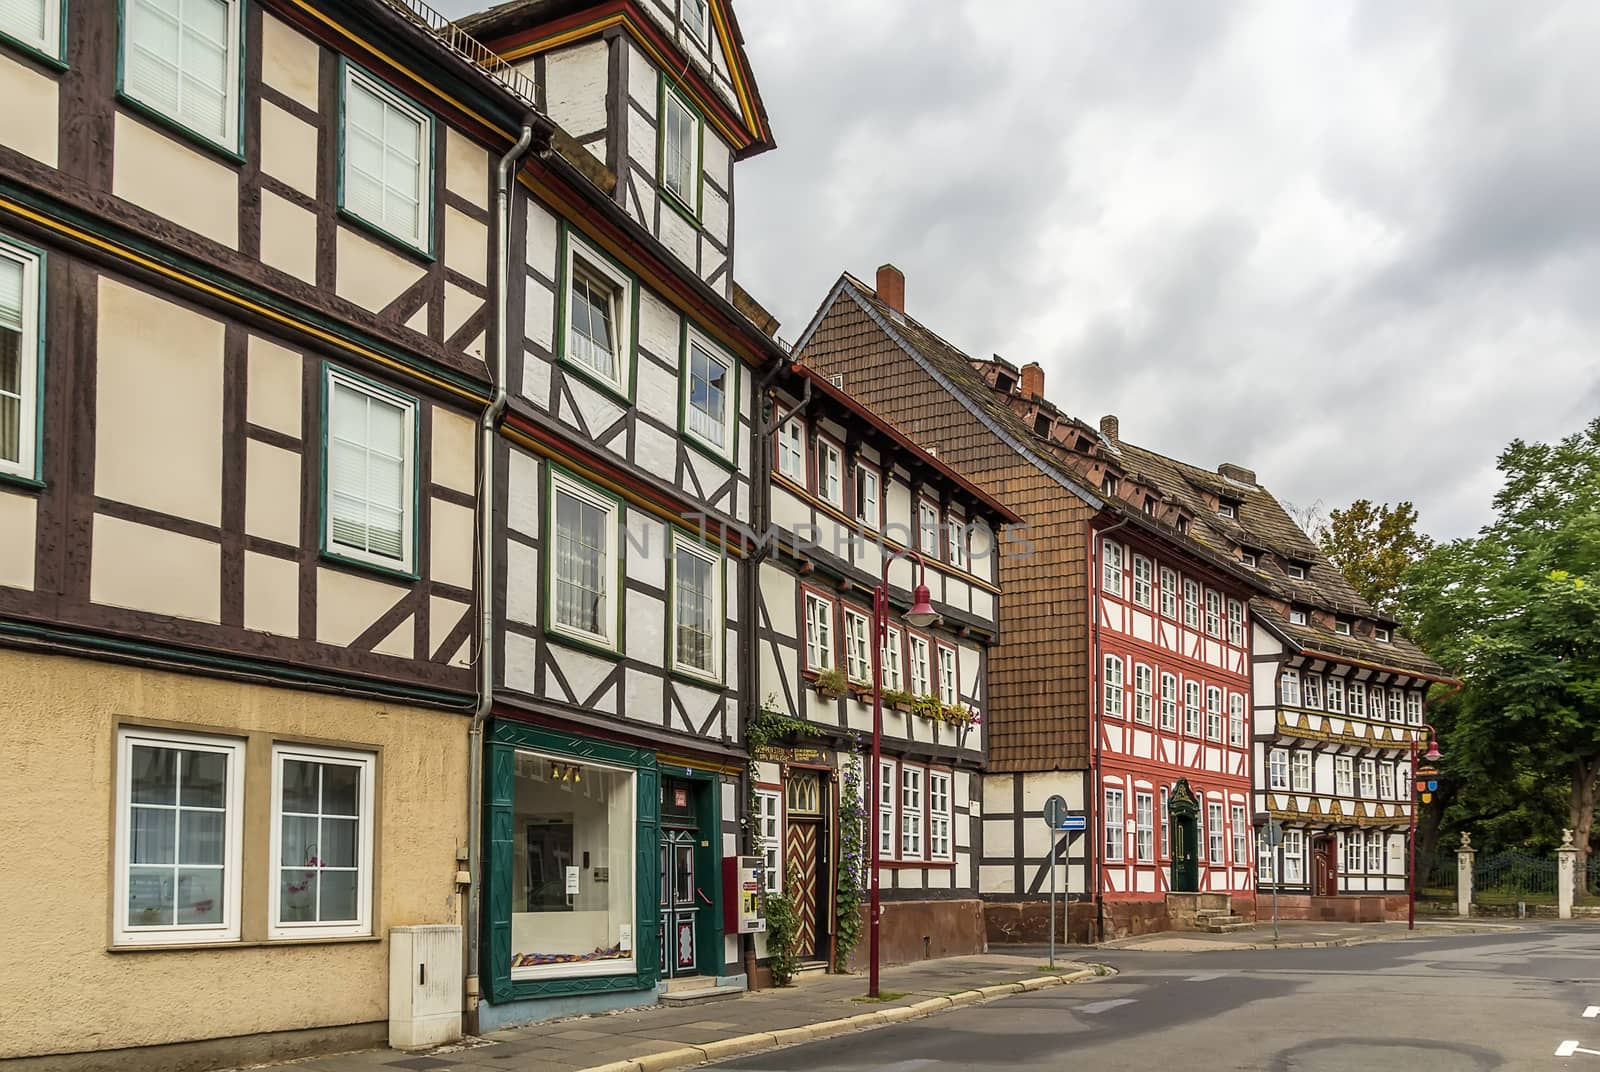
837, 899, 989, 971
984, 899, 1099, 945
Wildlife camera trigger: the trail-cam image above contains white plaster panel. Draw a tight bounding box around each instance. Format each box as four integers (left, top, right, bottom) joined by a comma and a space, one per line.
315, 568, 405, 647
551, 644, 614, 709
113, 115, 238, 248
258, 99, 318, 198
91, 515, 220, 623
624, 666, 663, 724
0, 490, 37, 590
444, 206, 488, 286
658, 208, 697, 270
630, 420, 674, 484
627, 41, 656, 107
243, 551, 299, 637
430, 405, 476, 494
261, 12, 320, 110
521, 351, 552, 412
566, 375, 625, 439
702, 133, 730, 196
95, 278, 223, 525
625, 588, 664, 661
429, 497, 474, 590
429, 596, 470, 665
626, 513, 668, 590
443, 282, 484, 361
525, 201, 559, 271
444, 127, 490, 208
503, 630, 538, 695
0, 53, 58, 167
504, 538, 540, 627
544, 41, 610, 138
701, 184, 728, 248
335, 226, 427, 313
979, 865, 1015, 896
523, 275, 554, 352
244, 440, 301, 546
246, 335, 302, 438
635, 350, 678, 430
259, 190, 317, 284
372, 617, 414, 659
636, 288, 679, 365
897, 869, 923, 891
505, 449, 541, 538
626, 108, 656, 184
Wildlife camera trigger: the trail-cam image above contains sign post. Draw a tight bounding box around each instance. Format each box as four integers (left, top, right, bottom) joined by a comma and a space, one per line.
1267, 820, 1284, 943
1043, 795, 1067, 969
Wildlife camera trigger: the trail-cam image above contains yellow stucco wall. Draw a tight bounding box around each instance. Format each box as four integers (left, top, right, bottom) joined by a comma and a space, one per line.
0, 651, 468, 1059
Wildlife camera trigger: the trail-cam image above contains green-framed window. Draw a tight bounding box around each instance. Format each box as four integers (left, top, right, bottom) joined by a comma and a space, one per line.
119, 0, 245, 157
546, 466, 624, 655
322, 365, 420, 577
668, 530, 723, 683
557, 227, 636, 403
659, 81, 701, 216
0, 234, 45, 485
678, 325, 736, 463
0, 0, 66, 65
339, 59, 435, 257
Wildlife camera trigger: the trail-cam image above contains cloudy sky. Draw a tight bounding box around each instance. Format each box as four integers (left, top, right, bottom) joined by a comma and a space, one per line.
448, 0, 1599, 539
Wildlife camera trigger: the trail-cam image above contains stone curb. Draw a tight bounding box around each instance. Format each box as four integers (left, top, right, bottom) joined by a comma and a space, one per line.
573, 968, 1099, 1072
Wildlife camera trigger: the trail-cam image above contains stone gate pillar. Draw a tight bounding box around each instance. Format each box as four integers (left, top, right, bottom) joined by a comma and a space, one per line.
1456, 832, 1475, 918
1557, 829, 1577, 921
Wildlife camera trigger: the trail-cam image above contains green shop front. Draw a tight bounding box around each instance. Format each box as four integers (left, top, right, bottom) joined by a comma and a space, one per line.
479, 719, 735, 1029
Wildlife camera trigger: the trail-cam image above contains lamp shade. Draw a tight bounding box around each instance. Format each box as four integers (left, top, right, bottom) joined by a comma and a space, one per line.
1424, 740, 1442, 762
904, 583, 938, 628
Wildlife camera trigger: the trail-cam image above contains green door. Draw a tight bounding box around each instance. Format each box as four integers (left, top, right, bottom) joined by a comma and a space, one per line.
1167, 778, 1200, 893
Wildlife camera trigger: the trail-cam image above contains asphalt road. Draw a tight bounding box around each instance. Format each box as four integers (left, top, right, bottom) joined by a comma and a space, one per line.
712, 923, 1600, 1072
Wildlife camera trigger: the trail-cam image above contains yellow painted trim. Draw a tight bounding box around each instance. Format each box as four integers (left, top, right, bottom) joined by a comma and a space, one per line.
658, 753, 743, 776
0, 197, 488, 406
498, 424, 747, 559
707, 0, 761, 141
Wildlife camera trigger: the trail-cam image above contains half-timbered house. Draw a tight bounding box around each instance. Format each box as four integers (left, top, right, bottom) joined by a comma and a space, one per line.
751, 364, 1017, 971
796, 267, 1266, 940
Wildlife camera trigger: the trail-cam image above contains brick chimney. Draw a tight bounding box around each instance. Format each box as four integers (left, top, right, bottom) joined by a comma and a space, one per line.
876, 263, 905, 316
1020, 362, 1044, 400
1100, 414, 1120, 444
1218, 462, 1257, 486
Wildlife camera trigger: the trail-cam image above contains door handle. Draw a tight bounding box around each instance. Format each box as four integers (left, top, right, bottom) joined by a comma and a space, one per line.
697, 888, 713, 906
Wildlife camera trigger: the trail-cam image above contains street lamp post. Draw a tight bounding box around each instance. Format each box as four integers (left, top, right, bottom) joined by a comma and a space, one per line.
1407, 722, 1443, 931
868, 549, 938, 998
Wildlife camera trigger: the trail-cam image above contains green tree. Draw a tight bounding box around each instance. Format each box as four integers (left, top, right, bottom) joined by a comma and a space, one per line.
1407, 419, 1600, 886
1321, 499, 1433, 617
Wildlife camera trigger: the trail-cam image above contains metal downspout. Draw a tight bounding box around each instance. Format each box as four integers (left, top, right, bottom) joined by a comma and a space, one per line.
465, 119, 537, 1024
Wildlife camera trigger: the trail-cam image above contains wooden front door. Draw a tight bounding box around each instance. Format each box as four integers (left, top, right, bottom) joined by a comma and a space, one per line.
1170, 813, 1200, 893
1315, 837, 1338, 896
783, 769, 825, 960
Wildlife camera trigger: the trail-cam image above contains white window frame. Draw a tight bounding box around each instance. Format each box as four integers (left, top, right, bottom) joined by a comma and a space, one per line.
1375, 626, 1392, 643
1228, 692, 1245, 747
669, 537, 723, 681
325, 367, 418, 573
1289, 608, 1308, 625
1283, 830, 1305, 884
114, 727, 245, 946
755, 789, 782, 894
908, 633, 932, 698
881, 624, 903, 693
1205, 686, 1223, 742
1184, 680, 1201, 737
1218, 502, 1236, 519
1279, 668, 1301, 707
0, 0, 63, 59
1303, 673, 1322, 710
1287, 563, 1307, 580
268, 744, 375, 939
1227, 598, 1244, 646
681, 329, 736, 461
1344, 830, 1363, 874
1407, 691, 1423, 725
1291, 750, 1312, 792
548, 470, 622, 651
1204, 589, 1221, 637
928, 771, 953, 861
1159, 786, 1170, 858
899, 765, 924, 859
1207, 802, 1224, 864
0, 237, 43, 480
855, 461, 880, 528
1334, 619, 1352, 635
660, 85, 701, 210
1326, 675, 1345, 714
776, 418, 805, 483
340, 63, 433, 253
803, 591, 835, 672
1131, 554, 1152, 608
1369, 685, 1386, 721
679, 0, 710, 47
937, 643, 958, 707
1103, 654, 1124, 719
817, 437, 844, 509
946, 515, 967, 571
918, 499, 941, 558
1390, 689, 1406, 723
1231, 804, 1247, 866
561, 236, 633, 397
1159, 567, 1178, 619
1349, 680, 1367, 718
1358, 758, 1376, 798
1183, 578, 1200, 628
1134, 791, 1154, 863
1132, 663, 1153, 725
1378, 763, 1394, 800
1241, 551, 1258, 569
1159, 672, 1178, 732
1335, 755, 1354, 797
877, 759, 896, 861
1104, 788, 1125, 863
843, 607, 871, 685
1367, 831, 1385, 874
1102, 539, 1124, 597
1269, 748, 1289, 790
122, 0, 243, 153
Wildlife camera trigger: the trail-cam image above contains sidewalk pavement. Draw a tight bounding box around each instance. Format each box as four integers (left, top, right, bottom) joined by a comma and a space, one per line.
252, 954, 1102, 1072
1096, 916, 1525, 952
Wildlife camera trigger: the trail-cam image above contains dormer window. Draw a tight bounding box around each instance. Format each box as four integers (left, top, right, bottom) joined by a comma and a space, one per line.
1176, 517, 1189, 536
1034, 413, 1051, 437
1218, 502, 1237, 520
1374, 627, 1391, 643
1143, 497, 1156, 515
1334, 620, 1352, 636
995, 373, 1015, 393
1240, 552, 1257, 569
1287, 563, 1307, 580
1102, 474, 1119, 497
1289, 608, 1307, 626
680, 0, 710, 47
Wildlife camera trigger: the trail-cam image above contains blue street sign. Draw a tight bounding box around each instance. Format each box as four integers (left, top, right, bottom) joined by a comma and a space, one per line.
1057, 814, 1087, 832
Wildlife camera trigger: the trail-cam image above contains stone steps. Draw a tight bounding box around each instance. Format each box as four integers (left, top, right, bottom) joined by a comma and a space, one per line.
1203, 916, 1252, 933
659, 985, 743, 1007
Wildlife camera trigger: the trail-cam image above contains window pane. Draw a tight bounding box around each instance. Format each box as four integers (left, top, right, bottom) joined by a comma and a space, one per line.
282, 759, 319, 813
0, 0, 49, 48
179, 809, 225, 865
131, 745, 178, 805
322, 764, 360, 816
127, 867, 175, 927
319, 870, 358, 922
555, 488, 610, 637
281, 814, 318, 867
176, 867, 223, 925
129, 807, 176, 865
180, 749, 228, 808
320, 817, 358, 868
280, 870, 318, 922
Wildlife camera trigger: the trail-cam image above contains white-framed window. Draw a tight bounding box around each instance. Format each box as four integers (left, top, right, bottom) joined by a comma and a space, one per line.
0, 237, 42, 480
326, 368, 417, 573
1369, 685, 1386, 721
1159, 673, 1178, 732
900, 766, 923, 859
341, 63, 432, 251
1378, 762, 1395, 800
1289, 608, 1308, 625
1104, 788, 1125, 862
1287, 563, 1307, 580
1132, 663, 1153, 725
1207, 803, 1224, 864
929, 771, 952, 860
1241, 551, 1258, 568
562, 237, 632, 394
549, 471, 621, 649
908, 633, 931, 697
776, 419, 805, 482
1390, 689, 1406, 723
115, 727, 244, 945
1279, 668, 1302, 707
1407, 691, 1423, 725
1159, 567, 1178, 619
679, 0, 710, 47
0, 0, 62, 59
1358, 759, 1376, 798
881, 625, 903, 693
1204, 589, 1221, 637
682, 331, 735, 460
123, 0, 243, 152
1290, 750, 1312, 792
843, 608, 871, 685
1159, 786, 1170, 857
661, 85, 700, 208
1135, 791, 1154, 863
1283, 829, 1305, 883
1205, 686, 1222, 741
1303, 673, 1322, 710
1184, 680, 1201, 736
1258, 827, 1276, 882
1334, 755, 1354, 797
947, 516, 967, 571
803, 591, 835, 672
1103, 654, 1125, 718
1348, 680, 1367, 718
755, 789, 781, 894
877, 760, 896, 860
1228, 692, 1245, 747
1227, 598, 1244, 646
1326, 675, 1345, 714
1367, 831, 1385, 873
855, 462, 880, 528
269, 745, 374, 938
937, 644, 958, 706
1269, 748, 1289, 789
1334, 619, 1352, 635
1132, 554, 1153, 608
670, 538, 722, 680
918, 500, 941, 557
1219, 502, 1236, 519
1102, 539, 1124, 596
1231, 804, 1247, 866
817, 438, 843, 508
1375, 626, 1392, 643
1183, 578, 1200, 628
1344, 830, 1363, 874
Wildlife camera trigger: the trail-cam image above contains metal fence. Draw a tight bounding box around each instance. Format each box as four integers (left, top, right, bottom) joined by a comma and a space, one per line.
1586, 856, 1600, 898
1424, 851, 1459, 895
1473, 851, 1559, 901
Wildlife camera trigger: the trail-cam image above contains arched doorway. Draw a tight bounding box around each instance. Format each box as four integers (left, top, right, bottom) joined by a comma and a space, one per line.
1168, 778, 1200, 893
